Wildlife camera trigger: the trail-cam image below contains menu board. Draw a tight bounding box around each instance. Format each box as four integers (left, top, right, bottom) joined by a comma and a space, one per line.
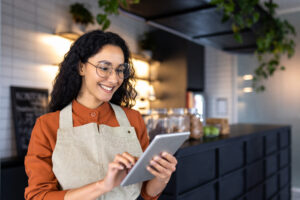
10, 86, 49, 157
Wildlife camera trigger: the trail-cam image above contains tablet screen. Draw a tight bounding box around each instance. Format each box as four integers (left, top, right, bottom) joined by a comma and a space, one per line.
120, 132, 190, 186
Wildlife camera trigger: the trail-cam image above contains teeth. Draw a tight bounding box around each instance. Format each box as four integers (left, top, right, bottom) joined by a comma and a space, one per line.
99, 84, 113, 91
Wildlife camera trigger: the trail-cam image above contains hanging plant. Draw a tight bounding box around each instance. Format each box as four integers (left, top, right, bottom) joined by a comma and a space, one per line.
69, 3, 94, 25
96, 0, 140, 31
210, 0, 296, 92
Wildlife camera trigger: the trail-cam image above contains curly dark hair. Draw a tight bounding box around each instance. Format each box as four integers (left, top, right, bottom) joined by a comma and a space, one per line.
49, 30, 137, 112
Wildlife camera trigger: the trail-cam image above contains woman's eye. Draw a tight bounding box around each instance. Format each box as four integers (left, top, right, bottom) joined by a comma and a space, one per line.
116, 68, 125, 73
99, 66, 110, 71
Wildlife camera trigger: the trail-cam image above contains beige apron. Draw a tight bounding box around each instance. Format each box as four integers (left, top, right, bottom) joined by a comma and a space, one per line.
52, 103, 143, 200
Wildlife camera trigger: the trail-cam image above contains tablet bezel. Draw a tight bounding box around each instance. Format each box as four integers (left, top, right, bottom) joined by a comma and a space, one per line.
120, 132, 190, 187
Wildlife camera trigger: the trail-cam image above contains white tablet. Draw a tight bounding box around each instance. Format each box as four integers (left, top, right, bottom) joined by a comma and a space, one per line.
120, 131, 190, 187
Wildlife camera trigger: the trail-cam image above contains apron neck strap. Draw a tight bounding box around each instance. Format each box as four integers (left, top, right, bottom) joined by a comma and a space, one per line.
59, 103, 73, 129
109, 103, 131, 127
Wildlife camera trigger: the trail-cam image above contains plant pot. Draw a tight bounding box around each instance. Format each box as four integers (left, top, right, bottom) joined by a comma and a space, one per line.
71, 22, 87, 34
141, 50, 152, 59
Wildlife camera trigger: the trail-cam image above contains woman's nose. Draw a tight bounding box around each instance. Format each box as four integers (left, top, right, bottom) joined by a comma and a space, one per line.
107, 69, 120, 83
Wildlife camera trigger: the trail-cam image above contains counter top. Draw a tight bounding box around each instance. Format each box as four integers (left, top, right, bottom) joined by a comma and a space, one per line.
178, 123, 290, 157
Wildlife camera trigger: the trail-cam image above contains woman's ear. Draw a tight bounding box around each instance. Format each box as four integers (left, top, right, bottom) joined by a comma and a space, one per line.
79, 62, 85, 76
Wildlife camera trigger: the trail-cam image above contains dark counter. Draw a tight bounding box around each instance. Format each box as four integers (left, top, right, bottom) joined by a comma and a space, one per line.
159, 124, 291, 200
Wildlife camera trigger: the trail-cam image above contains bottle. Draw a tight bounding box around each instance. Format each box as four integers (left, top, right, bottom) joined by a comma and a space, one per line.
188, 108, 203, 139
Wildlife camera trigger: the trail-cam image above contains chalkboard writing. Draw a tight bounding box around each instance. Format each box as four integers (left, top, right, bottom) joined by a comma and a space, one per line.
10, 86, 49, 157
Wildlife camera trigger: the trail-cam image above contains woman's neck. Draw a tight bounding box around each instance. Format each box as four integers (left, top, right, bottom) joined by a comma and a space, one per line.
76, 94, 104, 109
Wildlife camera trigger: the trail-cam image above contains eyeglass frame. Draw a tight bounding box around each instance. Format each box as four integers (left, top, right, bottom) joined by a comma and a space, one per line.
86, 60, 131, 79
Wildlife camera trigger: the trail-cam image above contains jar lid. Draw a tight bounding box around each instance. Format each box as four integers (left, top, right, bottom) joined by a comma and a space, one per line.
168, 108, 186, 115
151, 108, 168, 115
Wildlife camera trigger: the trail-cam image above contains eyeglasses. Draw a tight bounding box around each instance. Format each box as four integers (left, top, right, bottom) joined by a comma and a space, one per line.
87, 60, 131, 79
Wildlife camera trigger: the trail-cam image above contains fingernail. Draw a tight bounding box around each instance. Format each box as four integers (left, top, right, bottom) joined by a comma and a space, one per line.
150, 160, 155, 165
154, 156, 159, 161
162, 152, 167, 156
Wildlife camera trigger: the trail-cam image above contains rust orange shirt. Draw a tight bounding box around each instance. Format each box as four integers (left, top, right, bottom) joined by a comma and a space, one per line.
24, 100, 158, 200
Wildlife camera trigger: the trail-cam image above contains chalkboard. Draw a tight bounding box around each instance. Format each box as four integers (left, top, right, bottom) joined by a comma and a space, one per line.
10, 86, 49, 157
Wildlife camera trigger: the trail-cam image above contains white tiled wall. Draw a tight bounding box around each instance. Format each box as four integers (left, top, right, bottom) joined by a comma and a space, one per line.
0, 0, 148, 159
204, 46, 238, 124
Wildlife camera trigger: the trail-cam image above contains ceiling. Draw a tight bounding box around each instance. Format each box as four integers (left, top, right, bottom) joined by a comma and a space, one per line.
120, 0, 300, 54
120, 0, 260, 53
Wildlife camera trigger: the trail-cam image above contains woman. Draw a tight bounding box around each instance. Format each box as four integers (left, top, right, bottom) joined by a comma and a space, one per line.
24, 30, 177, 200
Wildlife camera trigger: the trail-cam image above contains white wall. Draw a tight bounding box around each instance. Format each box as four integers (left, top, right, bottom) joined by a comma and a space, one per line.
237, 12, 300, 190
205, 46, 238, 124
0, 0, 148, 159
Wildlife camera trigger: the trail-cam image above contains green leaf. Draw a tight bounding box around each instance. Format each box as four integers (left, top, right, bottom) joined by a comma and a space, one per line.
253, 12, 260, 23
96, 14, 107, 24
232, 24, 239, 33
222, 14, 230, 23
234, 32, 243, 43
102, 19, 111, 30
224, 2, 234, 13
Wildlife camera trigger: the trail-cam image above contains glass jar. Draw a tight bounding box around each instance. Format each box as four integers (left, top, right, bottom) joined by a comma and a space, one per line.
188, 108, 203, 139
145, 108, 169, 142
168, 108, 190, 133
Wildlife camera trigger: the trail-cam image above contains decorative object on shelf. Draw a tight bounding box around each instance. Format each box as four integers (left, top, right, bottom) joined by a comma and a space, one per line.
206, 118, 230, 135
96, 0, 140, 30
210, 0, 296, 92
69, 3, 94, 34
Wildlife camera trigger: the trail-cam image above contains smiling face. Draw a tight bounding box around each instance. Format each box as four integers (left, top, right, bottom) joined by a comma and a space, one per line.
77, 44, 125, 108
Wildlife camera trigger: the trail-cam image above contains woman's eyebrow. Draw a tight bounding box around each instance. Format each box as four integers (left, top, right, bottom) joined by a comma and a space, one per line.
97, 60, 126, 67
97, 60, 111, 64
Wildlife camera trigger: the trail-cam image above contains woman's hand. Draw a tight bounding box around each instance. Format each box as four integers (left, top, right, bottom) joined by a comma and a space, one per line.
102, 152, 136, 192
146, 152, 177, 184
64, 152, 137, 200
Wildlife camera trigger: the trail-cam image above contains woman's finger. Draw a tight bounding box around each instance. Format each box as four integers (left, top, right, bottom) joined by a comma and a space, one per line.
121, 152, 136, 165
108, 162, 124, 171
161, 152, 178, 165
146, 166, 169, 183
151, 160, 172, 176
153, 156, 176, 172
114, 154, 133, 168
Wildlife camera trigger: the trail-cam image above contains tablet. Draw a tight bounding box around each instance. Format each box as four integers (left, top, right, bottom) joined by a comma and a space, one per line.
120, 132, 190, 186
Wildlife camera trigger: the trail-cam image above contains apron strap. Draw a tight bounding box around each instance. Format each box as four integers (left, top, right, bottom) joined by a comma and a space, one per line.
109, 103, 131, 127
59, 103, 73, 129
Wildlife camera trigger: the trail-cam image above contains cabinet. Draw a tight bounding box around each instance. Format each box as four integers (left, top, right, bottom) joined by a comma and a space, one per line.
187, 42, 205, 91
158, 124, 291, 200
150, 30, 205, 91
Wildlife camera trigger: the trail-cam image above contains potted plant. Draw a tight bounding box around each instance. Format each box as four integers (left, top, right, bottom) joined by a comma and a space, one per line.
138, 32, 156, 59
69, 3, 94, 34
210, 0, 296, 92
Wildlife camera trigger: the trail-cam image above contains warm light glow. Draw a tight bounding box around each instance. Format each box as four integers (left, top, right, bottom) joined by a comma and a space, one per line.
40, 35, 73, 57
133, 99, 150, 114
132, 58, 150, 79
243, 74, 253, 80
135, 80, 150, 98
243, 87, 253, 93
40, 65, 59, 79
148, 85, 156, 101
